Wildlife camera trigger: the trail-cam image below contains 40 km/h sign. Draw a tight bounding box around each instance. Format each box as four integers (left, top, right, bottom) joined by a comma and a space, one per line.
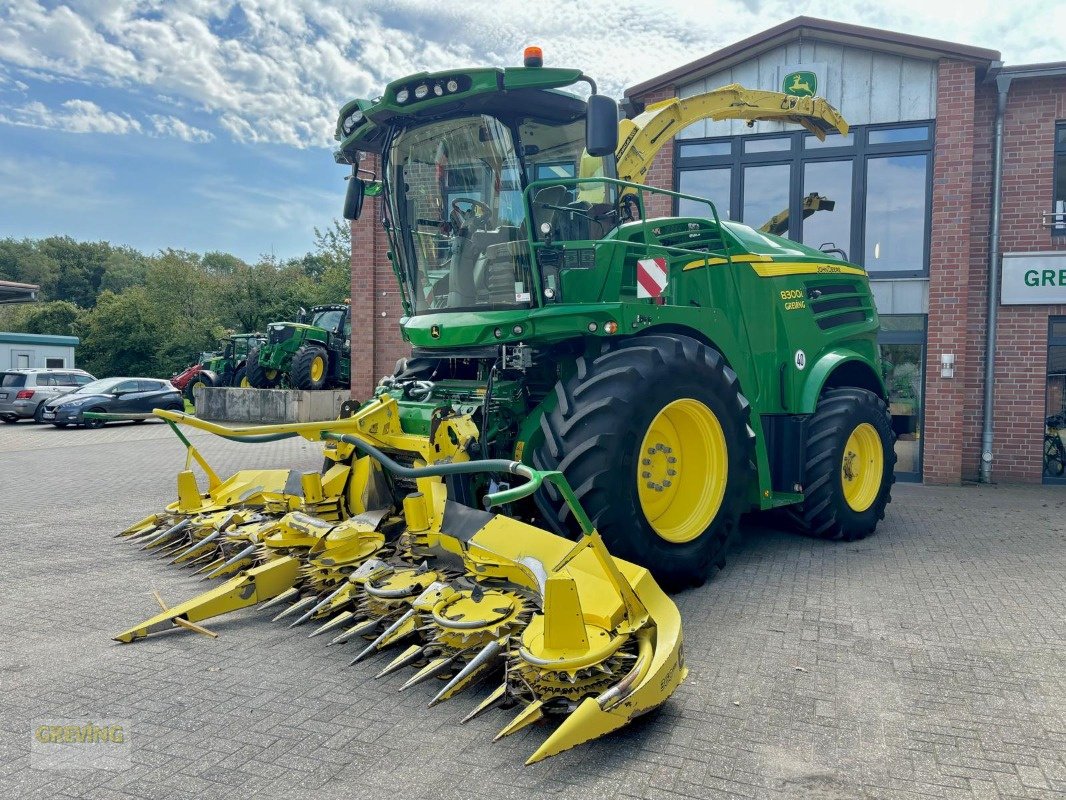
1001, 251, 1066, 305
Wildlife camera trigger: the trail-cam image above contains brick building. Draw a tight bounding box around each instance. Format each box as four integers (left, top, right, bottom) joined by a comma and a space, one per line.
350, 16, 1066, 485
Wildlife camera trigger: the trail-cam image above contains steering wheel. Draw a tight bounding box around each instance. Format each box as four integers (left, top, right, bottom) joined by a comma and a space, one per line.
449, 198, 492, 232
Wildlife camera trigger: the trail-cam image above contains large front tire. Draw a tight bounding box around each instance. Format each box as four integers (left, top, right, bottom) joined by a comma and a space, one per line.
792, 388, 895, 540
532, 334, 754, 590
246, 347, 281, 389
290, 345, 329, 390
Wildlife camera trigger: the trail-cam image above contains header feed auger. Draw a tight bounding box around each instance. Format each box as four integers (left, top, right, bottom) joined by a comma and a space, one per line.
113, 407, 685, 764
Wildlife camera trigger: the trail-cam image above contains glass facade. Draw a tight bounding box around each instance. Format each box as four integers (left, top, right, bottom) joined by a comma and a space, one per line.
1045, 318, 1066, 482
1054, 123, 1066, 236
673, 123, 933, 275
879, 315, 927, 481
863, 154, 929, 272
674, 126, 935, 479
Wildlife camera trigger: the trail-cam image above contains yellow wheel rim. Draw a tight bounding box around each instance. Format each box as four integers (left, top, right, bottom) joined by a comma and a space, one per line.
841, 422, 884, 512
265, 369, 278, 381
310, 355, 325, 382
636, 398, 728, 543
239, 376, 251, 388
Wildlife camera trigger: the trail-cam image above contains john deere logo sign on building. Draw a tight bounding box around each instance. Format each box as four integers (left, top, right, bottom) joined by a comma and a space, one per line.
777, 64, 826, 99
783, 70, 817, 97
1001, 252, 1066, 304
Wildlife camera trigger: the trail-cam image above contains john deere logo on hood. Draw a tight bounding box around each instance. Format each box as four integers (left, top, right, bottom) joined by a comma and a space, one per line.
783, 71, 817, 97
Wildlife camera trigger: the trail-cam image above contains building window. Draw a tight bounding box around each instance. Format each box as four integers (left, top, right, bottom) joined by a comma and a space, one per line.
879, 314, 927, 481
16, 353, 30, 369
803, 160, 852, 254
1044, 318, 1066, 482
863, 154, 930, 273
678, 167, 731, 219
673, 122, 933, 275
45, 358, 64, 368
1053, 123, 1066, 236
742, 163, 791, 236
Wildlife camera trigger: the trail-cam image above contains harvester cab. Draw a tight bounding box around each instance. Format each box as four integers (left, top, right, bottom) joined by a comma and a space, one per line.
247, 304, 352, 390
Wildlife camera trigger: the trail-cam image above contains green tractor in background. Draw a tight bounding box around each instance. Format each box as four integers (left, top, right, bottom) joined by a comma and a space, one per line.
246, 304, 352, 390
177, 332, 266, 403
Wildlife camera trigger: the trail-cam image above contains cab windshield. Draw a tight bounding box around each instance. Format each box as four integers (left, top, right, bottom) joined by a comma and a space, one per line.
387, 113, 608, 314
311, 308, 345, 331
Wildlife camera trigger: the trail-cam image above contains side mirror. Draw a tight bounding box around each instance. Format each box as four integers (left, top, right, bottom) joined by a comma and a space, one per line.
585, 95, 619, 158
343, 177, 366, 220
298, 307, 308, 323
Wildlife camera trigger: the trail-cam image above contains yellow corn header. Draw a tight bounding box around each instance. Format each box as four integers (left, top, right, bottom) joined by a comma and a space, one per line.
108, 400, 685, 764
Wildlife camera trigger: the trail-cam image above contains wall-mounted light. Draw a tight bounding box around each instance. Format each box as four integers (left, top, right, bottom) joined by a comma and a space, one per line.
940, 353, 955, 379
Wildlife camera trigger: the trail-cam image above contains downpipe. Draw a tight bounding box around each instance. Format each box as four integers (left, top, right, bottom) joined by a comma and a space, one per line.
980, 74, 1012, 484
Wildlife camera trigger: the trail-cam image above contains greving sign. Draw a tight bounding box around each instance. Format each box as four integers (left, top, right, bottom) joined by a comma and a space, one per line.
1001, 252, 1066, 305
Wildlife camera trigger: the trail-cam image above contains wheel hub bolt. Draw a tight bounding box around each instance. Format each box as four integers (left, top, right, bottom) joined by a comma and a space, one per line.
662, 480, 671, 488
642, 458, 651, 466
642, 471, 651, 479
666, 456, 677, 464
667, 469, 677, 477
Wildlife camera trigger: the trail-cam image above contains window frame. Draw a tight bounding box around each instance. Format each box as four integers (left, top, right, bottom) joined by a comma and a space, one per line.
673, 121, 935, 277
1053, 122, 1066, 237
878, 313, 928, 483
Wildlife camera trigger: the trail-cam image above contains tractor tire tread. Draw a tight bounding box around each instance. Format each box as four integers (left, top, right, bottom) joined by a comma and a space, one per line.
790, 388, 896, 541
533, 333, 754, 590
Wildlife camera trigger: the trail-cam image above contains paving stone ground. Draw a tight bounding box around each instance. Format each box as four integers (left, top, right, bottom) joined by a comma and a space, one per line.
0, 419, 1063, 800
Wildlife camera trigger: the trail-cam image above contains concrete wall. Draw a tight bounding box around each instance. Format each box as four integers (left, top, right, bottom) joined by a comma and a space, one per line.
196, 387, 351, 424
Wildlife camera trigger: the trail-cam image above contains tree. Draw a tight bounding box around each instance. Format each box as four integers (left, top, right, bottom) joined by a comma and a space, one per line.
310, 219, 352, 305
3, 300, 84, 336
76, 289, 163, 377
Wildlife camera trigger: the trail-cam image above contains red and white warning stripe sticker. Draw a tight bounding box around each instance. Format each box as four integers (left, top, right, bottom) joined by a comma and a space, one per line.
636, 257, 668, 299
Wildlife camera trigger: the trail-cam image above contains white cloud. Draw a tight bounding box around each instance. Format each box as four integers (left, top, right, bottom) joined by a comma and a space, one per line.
0, 98, 141, 133
149, 113, 214, 143
0, 0, 1062, 150
0, 97, 216, 142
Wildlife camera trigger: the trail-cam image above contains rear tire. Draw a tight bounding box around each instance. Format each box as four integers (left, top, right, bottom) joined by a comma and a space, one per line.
532, 334, 755, 590
233, 365, 250, 389
246, 347, 281, 388
290, 345, 329, 390
183, 370, 218, 404
791, 388, 895, 541
54, 422, 68, 428
2, 417, 18, 424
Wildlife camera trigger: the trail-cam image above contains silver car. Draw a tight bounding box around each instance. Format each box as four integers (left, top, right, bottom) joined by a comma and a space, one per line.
0, 368, 96, 423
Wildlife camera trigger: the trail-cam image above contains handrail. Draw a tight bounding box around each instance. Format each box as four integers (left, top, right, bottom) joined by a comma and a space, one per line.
523, 175, 731, 301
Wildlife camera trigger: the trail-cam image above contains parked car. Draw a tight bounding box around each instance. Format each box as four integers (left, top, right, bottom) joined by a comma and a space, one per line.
42, 377, 183, 428
0, 368, 96, 423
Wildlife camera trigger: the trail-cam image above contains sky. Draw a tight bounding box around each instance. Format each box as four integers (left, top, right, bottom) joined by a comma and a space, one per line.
0, 1, 1062, 263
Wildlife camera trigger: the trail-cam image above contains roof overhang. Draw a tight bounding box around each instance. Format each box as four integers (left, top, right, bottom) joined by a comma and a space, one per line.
626, 16, 1001, 97
0, 280, 40, 304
